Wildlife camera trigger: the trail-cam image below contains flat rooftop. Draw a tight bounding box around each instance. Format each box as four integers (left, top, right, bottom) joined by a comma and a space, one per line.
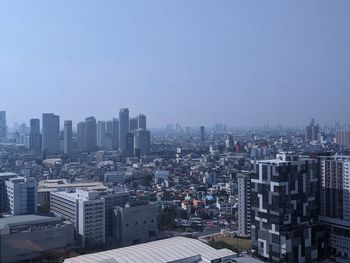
64, 236, 236, 263
0, 215, 62, 229
38, 179, 108, 192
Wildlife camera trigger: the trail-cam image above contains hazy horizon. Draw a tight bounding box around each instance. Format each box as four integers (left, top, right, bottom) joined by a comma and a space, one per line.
1, 0, 350, 127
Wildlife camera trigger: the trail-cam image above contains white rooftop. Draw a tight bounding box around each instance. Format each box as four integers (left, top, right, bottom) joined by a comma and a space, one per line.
64, 237, 236, 263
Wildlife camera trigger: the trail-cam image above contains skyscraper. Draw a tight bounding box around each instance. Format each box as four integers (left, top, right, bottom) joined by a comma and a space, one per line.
129, 117, 138, 131
200, 126, 205, 144
0, 111, 6, 142
251, 152, 325, 262
85, 117, 97, 152
119, 108, 129, 153
305, 118, 319, 142
77, 122, 87, 151
138, 114, 147, 130
112, 118, 119, 150
42, 113, 60, 153
237, 172, 251, 237
126, 132, 134, 155
29, 118, 42, 152
97, 121, 106, 148
64, 120, 73, 154
319, 156, 350, 257
134, 129, 151, 156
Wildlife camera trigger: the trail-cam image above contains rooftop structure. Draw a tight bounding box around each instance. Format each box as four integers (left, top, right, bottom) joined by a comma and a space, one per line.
64, 236, 236, 263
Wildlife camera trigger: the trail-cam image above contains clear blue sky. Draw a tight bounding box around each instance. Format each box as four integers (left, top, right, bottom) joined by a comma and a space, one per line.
1, 0, 349, 127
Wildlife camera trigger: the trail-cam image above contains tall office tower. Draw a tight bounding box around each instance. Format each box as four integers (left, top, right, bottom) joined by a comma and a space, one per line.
5, 176, 37, 215
129, 117, 138, 131
319, 156, 350, 257
134, 129, 151, 157
138, 114, 146, 130
251, 152, 325, 262
42, 113, 60, 153
77, 122, 87, 151
225, 135, 234, 152
305, 118, 320, 142
51, 190, 105, 247
85, 117, 97, 152
64, 120, 73, 154
336, 130, 350, 147
29, 118, 42, 152
126, 132, 134, 155
97, 121, 106, 147
119, 108, 129, 153
106, 120, 113, 133
237, 172, 251, 237
0, 111, 6, 142
200, 126, 205, 144
112, 118, 119, 150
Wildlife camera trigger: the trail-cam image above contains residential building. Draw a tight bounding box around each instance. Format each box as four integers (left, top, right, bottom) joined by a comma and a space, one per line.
133, 129, 150, 156
0, 111, 6, 142
319, 155, 350, 258
336, 130, 350, 147
237, 171, 251, 236
119, 108, 129, 153
64, 120, 73, 154
251, 152, 325, 262
138, 114, 146, 130
85, 116, 97, 151
29, 118, 42, 152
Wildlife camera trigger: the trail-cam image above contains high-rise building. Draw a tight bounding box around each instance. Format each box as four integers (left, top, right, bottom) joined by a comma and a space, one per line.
138, 114, 146, 130
0, 111, 6, 142
97, 121, 106, 148
319, 156, 350, 257
29, 118, 42, 152
200, 126, 205, 144
336, 130, 350, 147
112, 118, 119, 150
85, 117, 97, 152
305, 118, 319, 142
129, 117, 138, 131
5, 176, 37, 215
64, 120, 73, 154
251, 152, 325, 262
119, 108, 129, 153
133, 129, 150, 156
237, 172, 251, 237
126, 132, 134, 155
42, 113, 60, 153
77, 122, 87, 151
50, 189, 105, 247
0, 172, 18, 213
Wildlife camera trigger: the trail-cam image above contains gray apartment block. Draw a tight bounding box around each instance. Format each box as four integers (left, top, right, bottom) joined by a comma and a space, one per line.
251, 152, 326, 262
237, 171, 251, 237
114, 203, 157, 247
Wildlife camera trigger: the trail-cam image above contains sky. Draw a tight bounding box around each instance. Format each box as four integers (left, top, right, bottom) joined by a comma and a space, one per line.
0, 0, 350, 128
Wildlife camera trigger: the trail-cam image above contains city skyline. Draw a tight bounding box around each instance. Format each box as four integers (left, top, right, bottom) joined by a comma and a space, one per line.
1, 0, 350, 127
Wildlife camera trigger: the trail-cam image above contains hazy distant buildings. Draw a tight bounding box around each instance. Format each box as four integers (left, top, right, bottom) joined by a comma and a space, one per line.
126, 132, 134, 155
305, 118, 319, 142
119, 108, 129, 153
29, 118, 42, 152
319, 156, 350, 258
85, 117, 97, 152
97, 121, 106, 148
133, 129, 150, 156
42, 113, 60, 153
138, 114, 146, 130
130, 117, 138, 131
200, 126, 205, 144
112, 118, 119, 150
64, 120, 73, 154
77, 122, 87, 151
0, 111, 6, 142
336, 130, 350, 147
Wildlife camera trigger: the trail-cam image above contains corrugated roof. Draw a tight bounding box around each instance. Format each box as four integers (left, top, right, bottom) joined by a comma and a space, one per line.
65, 237, 236, 263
